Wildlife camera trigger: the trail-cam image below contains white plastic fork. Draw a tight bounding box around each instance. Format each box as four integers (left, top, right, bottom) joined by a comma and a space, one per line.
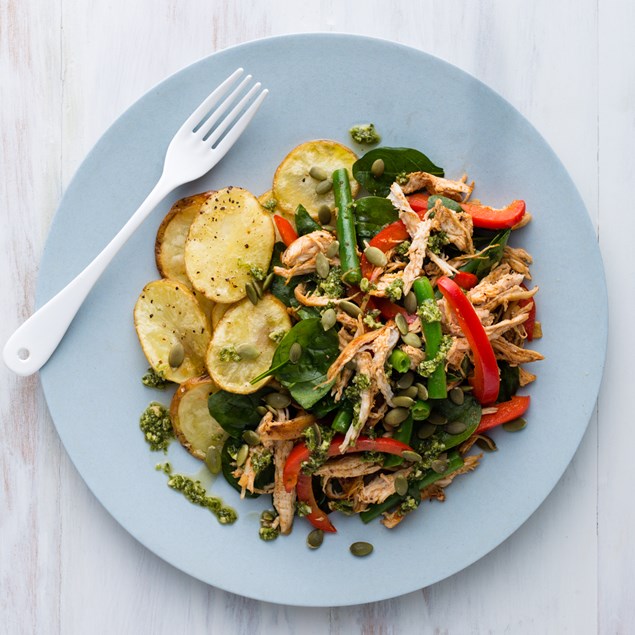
4, 68, 268, 376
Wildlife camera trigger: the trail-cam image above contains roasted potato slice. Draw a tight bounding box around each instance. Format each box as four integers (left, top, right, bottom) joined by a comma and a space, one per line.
155, 192, 213, 287
272, 140, 359, 218
134, 279, 211, 383
210, 302, 232, 328
170, 375, 227, 459
185, 187, 275, 304
207, 294, 291, 394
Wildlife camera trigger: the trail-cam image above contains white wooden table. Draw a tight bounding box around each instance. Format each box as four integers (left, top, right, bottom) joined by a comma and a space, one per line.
2, 1, 632, 632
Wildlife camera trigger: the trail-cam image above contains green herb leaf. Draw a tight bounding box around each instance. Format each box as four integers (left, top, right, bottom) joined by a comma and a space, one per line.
295, 204, 322, 236
461, 229, 511, 279
353, 196, 399, 242
433, 394, 482, 449
220, 438, 273, 498
208, 390, 268, 438
497, 361, 520, 402
353, 147, 444, 196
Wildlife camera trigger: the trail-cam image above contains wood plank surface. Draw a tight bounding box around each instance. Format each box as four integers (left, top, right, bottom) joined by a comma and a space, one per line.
1, 1, 627, 633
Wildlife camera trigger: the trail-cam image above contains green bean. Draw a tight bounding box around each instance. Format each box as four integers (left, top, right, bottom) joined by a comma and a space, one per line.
411, 400, 432, 421
412, 277, 447, 399
389, 349, 411, 373
383, 415, 413, 468
332, 168, 361, 284
360, 451, 464, 523
331, 406, 353, 433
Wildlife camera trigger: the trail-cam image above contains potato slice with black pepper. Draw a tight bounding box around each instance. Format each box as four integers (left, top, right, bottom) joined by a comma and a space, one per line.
272, 140, 359, 218
134, 279, 211, 383
155, 192, 214, 286
211, 302, 232, 328
207, 294, 291, 394
184, 187, 275, 304
170, 375, 227, 459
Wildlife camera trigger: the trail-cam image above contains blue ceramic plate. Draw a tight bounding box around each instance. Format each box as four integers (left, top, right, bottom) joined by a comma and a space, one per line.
38, 34, 607, 606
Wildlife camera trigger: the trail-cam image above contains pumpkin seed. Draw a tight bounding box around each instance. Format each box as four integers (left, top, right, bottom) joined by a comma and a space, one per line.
398, 386, 418, 399
204, 446, 221, 474
310, 423, 322, 448
256, 405, 268, 416
417, 422, 436, 439
289, 342, 302, 364
394, 474, 409, 496
449, 387, 465, 405
402, 332, 422, 348
460, 385, 474, 392
415, 383, 429, 401
168, 341, 185, 368
253, 279, 264, 299
396, 371, 414, 390
384, 407, 410, 427
339, 300, 361, 318
392, 395, 415, 408
326, 240, 339, 258
264, 392, 292, 409
242, 430, 261, 446
307, 529, 324, 549
309, 166, 329, 181
427, 412, 448, 426
261, 510, 275, 522
318, 204, 332, 225
364, 245, 388, 267
245, 282, 259, 305
266, 405, 278, 415
315, 179, 333, 195
445, 421, 467, 435
404, 291, 418, 314
475, 435, 498, 452
503, 417, 527, 432
350, 541, 374, 557
322, 224, 336, 232
316, 252, 330, 279
431, 458, 449, 474
262, 272, 274, 291
321, 308, 337, 331
236, 343, 260, 360
371, 158, 385, 178
401, 450, 423, 463
236, 444, 249, 467
395, 313, 409, 335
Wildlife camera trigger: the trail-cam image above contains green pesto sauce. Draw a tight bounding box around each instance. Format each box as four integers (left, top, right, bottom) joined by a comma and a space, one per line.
219, 345, 241, 362
418, 298, 442, 324
349, 123, 381, 145
141, 367, 168, 389
417, 335, 452, 377
139, 402, 173, 452
156, 462, 237, 525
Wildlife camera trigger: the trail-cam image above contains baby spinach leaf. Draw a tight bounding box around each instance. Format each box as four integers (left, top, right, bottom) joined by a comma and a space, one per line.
353, 196, 399, 242
353, 147, 444, 196
460, 229, 510, 279
427, 194, 464, 213
272, 318, 339, 409
433, 394, 482, 449
208, 390, 268, 438
295, 204, 321, 236
497, 361, 520, 402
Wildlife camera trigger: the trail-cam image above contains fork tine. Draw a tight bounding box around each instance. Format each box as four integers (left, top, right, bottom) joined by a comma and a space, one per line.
211, 88, 268, 159
195, 74, 253, 139
180, 68, 244, 132
206, 82, 264, 148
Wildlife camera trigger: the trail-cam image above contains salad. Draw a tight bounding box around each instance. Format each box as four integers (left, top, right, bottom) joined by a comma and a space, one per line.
134, 137, 543, 543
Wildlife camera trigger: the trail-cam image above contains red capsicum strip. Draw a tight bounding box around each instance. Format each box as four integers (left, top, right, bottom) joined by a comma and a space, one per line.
453, 271, 479, 290
273, 215, 298, 247
406, 193, 429, 212
476, 395, 531, 434
460, 200, 526, 230
437, 276, 500, 405
283, 434, 414, 492
519, 284, 537, 342
295, 474, 337, 533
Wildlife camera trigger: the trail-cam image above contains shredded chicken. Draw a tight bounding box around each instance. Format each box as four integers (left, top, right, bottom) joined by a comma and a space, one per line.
400, 171, 474, 201
353, 468, 413, 511
369, 325, 400, 406
429, 200, 474, 253
273, 230, 335, 278
257, 411, 316, 442
401, 344, 426, 370
272, 440, 296, 534
388, 182, 420, 234
492, 338, 544, 364
519, 366, 537, 386
403, 219, 433, 293
315, 455, 383, 478
501, 246, 533, 280
468, 264, 537, 312
340, 352, 374, 452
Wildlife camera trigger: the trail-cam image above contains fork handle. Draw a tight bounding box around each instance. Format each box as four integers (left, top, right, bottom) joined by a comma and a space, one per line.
3, 175, 176, 376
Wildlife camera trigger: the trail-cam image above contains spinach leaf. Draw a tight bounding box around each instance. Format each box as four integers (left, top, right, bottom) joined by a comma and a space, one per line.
433, 394, 482, 450
309, 392, 345, 418
272, 318, 339, 409
497, 361, 520, 402
295, 204, 321, 236
353, 147, 444, 196
220, 438, 273, 498
208, 390, 267, 438
353, 196, 399, 242
427, 194, 463, 213
461, 229, 510, 279
269, 242, 310, 308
